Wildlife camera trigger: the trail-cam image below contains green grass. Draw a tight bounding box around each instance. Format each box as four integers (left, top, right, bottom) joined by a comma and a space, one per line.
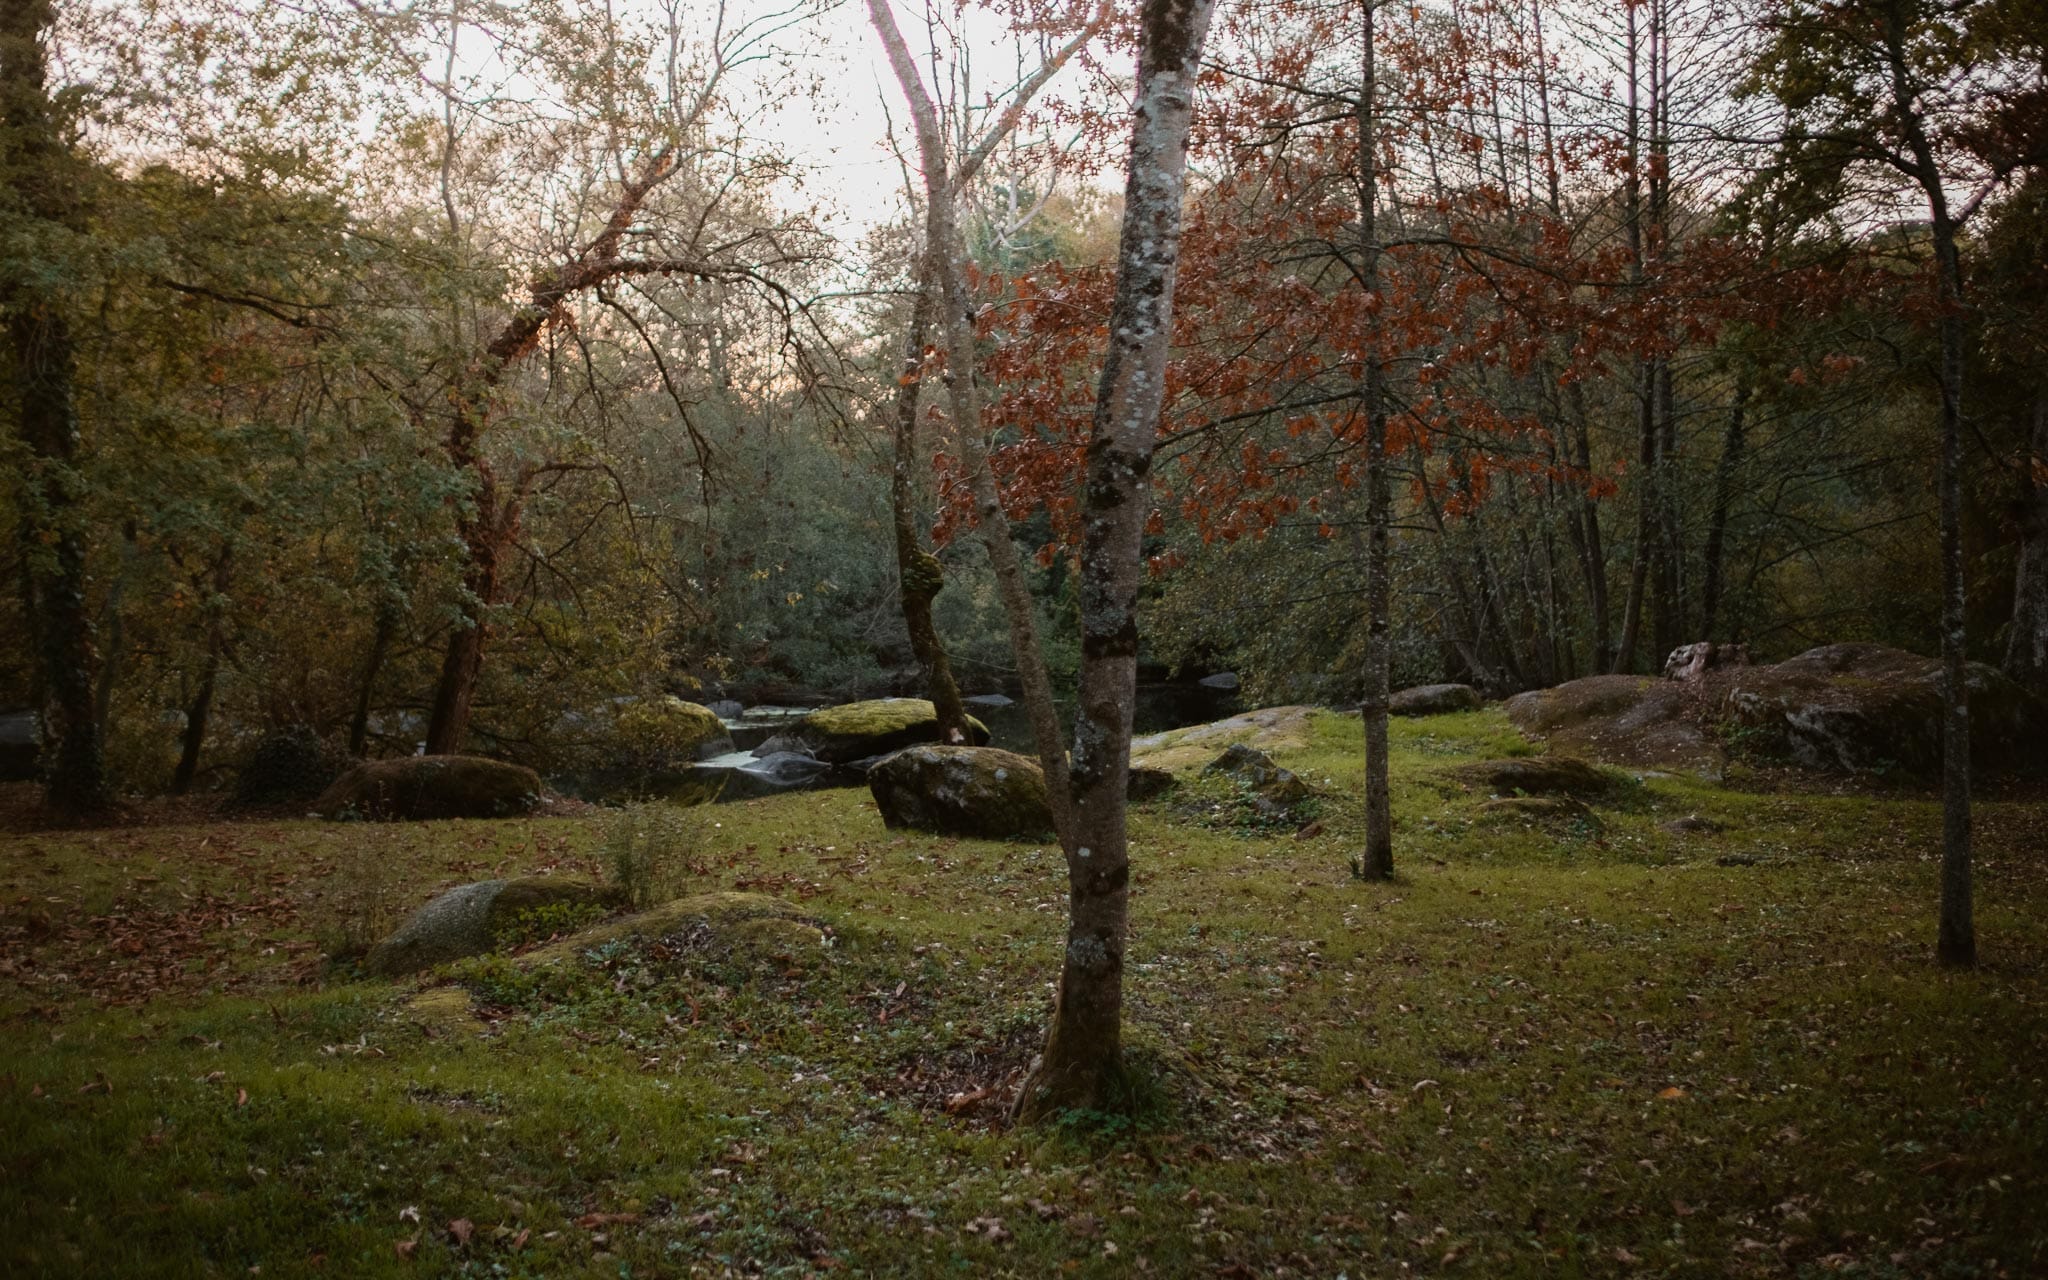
3, 708, 2044, 1278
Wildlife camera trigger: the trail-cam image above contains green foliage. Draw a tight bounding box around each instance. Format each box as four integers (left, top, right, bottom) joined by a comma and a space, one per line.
600, 801, 705, 910
495, 899, 611, 950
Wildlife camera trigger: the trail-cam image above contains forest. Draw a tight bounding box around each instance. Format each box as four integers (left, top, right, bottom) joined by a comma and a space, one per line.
3, 0, 2045, 1275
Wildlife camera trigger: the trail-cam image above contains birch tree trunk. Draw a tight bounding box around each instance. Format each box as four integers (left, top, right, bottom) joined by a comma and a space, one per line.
865, 0, 1087, 844
1013, 0, 1216, 1122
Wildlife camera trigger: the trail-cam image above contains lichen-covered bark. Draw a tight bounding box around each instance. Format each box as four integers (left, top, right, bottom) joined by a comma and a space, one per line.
2006, 392, 2048, 700
887, 264, 972, 744
1353, 0, 1392, 882
2, 0, 109, 817
865, 0, 1080, 844
1014, 0, 1216, 1122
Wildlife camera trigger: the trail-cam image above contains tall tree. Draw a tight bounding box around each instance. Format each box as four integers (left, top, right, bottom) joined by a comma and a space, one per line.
1352, 0, 1394, 880
1753, 0, 2043, 967
1014, 0, 1217, 1121
866, 0, 1103, 842
1, 0, 110, 816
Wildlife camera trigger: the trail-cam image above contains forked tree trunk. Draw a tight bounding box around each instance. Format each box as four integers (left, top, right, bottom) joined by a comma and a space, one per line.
2, 0, 109, 818
2006, 391, 2048, 699
866, 0, 1081, 844
1013, 0, 1216, 1122
887, 263, 972, 743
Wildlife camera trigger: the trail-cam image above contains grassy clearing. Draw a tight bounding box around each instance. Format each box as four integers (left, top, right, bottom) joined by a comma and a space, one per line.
3, 709, 2044, 1278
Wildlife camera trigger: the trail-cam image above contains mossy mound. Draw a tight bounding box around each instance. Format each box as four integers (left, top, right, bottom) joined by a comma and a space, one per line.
362, 875, 624, 977
518, 891, 829, 975
1453, 755, 1621, 799
313, 755, 544, 821
867, 745, 1054, 840
1477, 795, 1603, 833
399, 987, 484, 1036
797, 699, 989, 764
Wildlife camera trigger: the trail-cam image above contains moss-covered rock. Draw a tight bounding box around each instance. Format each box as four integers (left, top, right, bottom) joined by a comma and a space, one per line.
313, 755, 544, 821
574, 697, 735, 801
1721, 643, 2048, 776
1202, 743, 1312, 819
1389, 683, 1484, 716
1453, 756, 1620, 798
867, 745, 1054, 840
1132, 706, 1316, 771
1127, 763, 1177, 801
796, 698, 989, 764
1504, 676, 1719, 774
362, 875, 624, 977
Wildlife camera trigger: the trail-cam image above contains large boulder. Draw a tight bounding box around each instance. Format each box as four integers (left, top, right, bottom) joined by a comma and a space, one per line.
575, 697, 735, 800
1721, 643, 2048, 776
1388, 683, 1483, 716
233, 725, 351, 808
867, 745, 1054, 840
1203, 743, 1312, 818
1504, 675, 1720, 773
797, 699, 988, 764
313, 755, 544, 821
363, 875, 623, 977
1453, 755, 1620, 798
1133, 705, 1317, 771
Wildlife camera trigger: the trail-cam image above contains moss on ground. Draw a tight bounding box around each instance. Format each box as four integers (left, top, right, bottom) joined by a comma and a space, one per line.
2, 708, 2044, 1277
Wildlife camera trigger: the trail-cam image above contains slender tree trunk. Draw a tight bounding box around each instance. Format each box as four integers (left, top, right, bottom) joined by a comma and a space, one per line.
1014, 0, 1214, 1122
172, 651, 218, 795
1932, 217, 1974, 968
866, 0, 1077, 843
1651, 359, 1681, 653
348, 610, 395, 758
1566, 384, 1613, 671
1701, 378, 1750, 638
171, 550, 233, 794
1617, 363, 1656, 673
2, 0, 108, 817
1354, 0, 1392, 881
888, 262, 972, 743
2005, 391, 2048, 698
425, 491, 499, 755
